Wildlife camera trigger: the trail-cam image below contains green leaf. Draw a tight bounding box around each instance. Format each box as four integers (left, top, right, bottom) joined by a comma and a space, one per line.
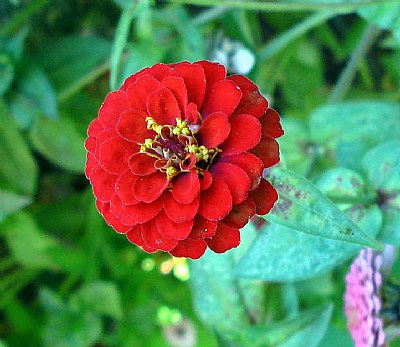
239, 305, 332, 347
0, 190, 31, 222
264, 167, 382, 249
190, 223, 263, 334
29, 116, 86, 173
0, 100, 37, 195
319, 326, 353, 347
358, 4, 400, 42
0, 53, 14, 96
40, 289, 102, 347
18, 66, 59, 120
40, 36, 111, 93
363, 141, 400, 244
1, 212, 59, 269
309, 101, 400, 169
70, 281, 123, 319
0, 340, 7, 347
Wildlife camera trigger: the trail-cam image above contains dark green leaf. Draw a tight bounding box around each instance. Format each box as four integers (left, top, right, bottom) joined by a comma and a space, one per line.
0, 190, 30, 222
264, 167, 382, 249
39, 36, 111, 94
0, 100, 37, 195
29, 116, 86, 173
70, 281, 123, 319
0, 53, 14, 96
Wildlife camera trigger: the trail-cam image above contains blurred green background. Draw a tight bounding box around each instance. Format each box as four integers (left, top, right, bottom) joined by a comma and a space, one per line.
1, 0, 400, 346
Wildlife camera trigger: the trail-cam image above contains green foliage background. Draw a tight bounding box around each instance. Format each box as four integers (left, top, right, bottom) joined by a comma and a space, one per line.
1, 0, 400, 346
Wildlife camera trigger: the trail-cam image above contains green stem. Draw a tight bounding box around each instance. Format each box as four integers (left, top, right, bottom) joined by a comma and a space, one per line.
0, 0, 51, 36
110, 2, 145, 90
173, 0, 397, 12
191, 6, 228, 25
259, 10, 340, 61
327, 194, 379, 205
329, 24, 381, 103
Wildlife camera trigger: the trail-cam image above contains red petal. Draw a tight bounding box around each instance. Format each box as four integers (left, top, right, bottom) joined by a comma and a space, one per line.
249, 179, 278, 215
146, 87, 180, 125
161, 76, 188, 116
122, 197, 163, 224
195, 60, 226, 94
89, 164, 117, 202
228, 75, 268, 118
101, 203, 132, 234
206, 223, 240, 253
156, 211, 193, 240
87, 118, 103, 137
169, 239, 207, 259
172, 170, 200, 204
117, 109, 154, 144
219, 152, 264, 190
85, 152, 97, 178
144, 63, 172, 81
189, 216, 217, 239
163, 191, 199, 223
199, 170, 213, 191
98, 91, 129, 128
223, 198, 256, 229
259, 108, 284, 138
95, 129, 117, 160
220, 114, 261, 155
126, 75, 160, 112
172, 62, 206, 110
197, 112, 230, 148
210, 162, 251, 204
110, 194, 136, 225
186, 102, 199, 123
99, 135, 135, 175
201, 79, 242, 118
129, 153, 157, 176
85, 137, 96, 154
115, 169, 139, 205
133, 171, 169, 203
250, 135, 280, 168
141, 219, 178, 251
126, 225, 157, 253
199, 176, 232, 221
120, 67, 151, 91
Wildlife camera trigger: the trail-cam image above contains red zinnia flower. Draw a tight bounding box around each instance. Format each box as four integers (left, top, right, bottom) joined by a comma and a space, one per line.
85, 61, 283, 259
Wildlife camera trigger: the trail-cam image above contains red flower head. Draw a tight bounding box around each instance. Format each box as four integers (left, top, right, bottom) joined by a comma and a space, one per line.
85, 61, 283, 259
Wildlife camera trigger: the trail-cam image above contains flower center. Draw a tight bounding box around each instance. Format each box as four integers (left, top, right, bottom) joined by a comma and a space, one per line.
140, 117, 220, 179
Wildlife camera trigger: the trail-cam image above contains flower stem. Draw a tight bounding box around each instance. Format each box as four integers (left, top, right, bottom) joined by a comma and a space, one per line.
327, 194, 379, 205
191, 6, 228, 25
258, 10, 342, 61
329, 24, 381, 103
172, 0, 398, 12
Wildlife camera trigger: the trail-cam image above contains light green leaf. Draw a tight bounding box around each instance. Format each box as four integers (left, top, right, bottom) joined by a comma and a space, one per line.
41, 289, 102, 347
0, 340, 7, 347
0, 190, 31, 222
363, 141, 400, 244
0, 100, 37, 195
29, 116, 86, 173
239, 305, 332, 347
264, 167, 382, 249
70, 281, 123, 319
309, 102, 400, 169
0, 53, 14, 96
358, 4, 400, 42
18, 66, 59, 120
190, 223, 263, 334
1, 212, 59, 269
